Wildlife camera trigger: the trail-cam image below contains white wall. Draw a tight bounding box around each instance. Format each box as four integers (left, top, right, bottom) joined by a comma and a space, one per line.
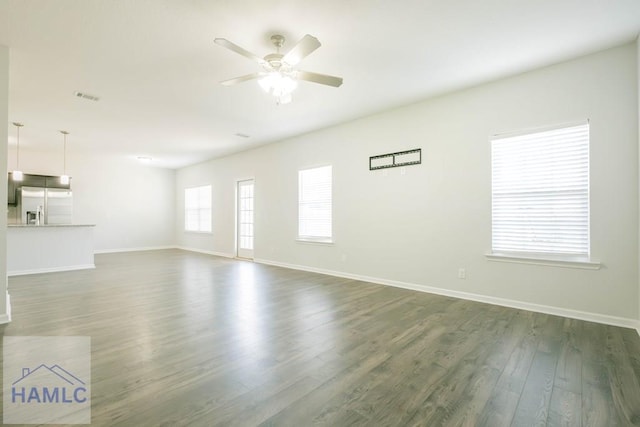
637, 35, 640, 328
1, 45, 9, 323
6, 149, 176, 252
177, 42, 639, 323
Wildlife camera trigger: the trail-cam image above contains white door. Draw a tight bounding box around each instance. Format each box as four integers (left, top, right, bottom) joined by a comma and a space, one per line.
236, 179, 254, 259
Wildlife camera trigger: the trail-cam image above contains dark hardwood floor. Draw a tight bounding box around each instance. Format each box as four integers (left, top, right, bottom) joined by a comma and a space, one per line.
1, 249, 640, 426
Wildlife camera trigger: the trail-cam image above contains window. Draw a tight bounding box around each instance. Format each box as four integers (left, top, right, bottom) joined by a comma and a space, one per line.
237, 179, 254, 257
185, 185, 212, 232
298, 165, 332, 242
491, 122, 589, 260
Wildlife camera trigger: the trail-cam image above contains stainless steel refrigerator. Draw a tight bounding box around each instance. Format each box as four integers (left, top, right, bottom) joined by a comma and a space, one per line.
18, 186, 73, 225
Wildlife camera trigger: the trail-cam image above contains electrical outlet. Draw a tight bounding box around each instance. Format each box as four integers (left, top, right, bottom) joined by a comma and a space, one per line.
458, 268, 466, 279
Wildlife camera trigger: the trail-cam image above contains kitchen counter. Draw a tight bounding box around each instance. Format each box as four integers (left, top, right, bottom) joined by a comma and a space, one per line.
7, 224, 96, 276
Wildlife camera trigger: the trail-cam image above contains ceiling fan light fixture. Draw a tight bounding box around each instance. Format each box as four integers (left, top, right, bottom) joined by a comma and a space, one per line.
258, 72, 298, 99
257, 72, 276, 93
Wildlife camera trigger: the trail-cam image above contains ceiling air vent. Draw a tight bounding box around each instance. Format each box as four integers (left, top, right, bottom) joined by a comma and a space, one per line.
74, 91, 100, 102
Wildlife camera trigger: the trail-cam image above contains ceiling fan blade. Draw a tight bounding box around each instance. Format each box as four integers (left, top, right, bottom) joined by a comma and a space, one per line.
214, 38, 266, 65
282, 34, 321, 66
297, 70, 343, 87
220, 73, 262, 86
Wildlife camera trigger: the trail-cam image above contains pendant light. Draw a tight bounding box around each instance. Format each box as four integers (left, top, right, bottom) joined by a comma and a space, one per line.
60, 130, 70, 185
12, 122, 24, 181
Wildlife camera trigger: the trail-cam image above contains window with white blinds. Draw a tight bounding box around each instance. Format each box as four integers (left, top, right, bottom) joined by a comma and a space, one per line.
491, 122, 589, 259
298, 165, 332, 242
185, 185, 212, 232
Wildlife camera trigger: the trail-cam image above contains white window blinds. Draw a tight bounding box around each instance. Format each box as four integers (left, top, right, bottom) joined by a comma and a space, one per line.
185, 185, 212, 232
491, 122, 589, 258
298, 165, 332, 241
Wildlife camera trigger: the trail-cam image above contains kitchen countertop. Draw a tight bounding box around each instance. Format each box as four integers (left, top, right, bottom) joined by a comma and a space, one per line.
8, 224, 96, 228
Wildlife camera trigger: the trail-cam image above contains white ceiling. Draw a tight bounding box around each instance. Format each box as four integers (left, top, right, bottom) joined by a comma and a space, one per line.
2, 0, 640, 169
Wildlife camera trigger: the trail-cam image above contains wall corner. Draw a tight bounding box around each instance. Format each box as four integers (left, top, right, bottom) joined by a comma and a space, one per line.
637, 34, 640, 325
0, 45, 9, 324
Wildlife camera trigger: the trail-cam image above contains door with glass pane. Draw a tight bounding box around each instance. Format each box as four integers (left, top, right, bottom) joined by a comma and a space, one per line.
236, 179, 254, 259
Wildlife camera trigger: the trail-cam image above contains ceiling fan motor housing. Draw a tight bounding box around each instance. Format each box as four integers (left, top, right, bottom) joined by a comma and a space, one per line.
264, 53, 284, 70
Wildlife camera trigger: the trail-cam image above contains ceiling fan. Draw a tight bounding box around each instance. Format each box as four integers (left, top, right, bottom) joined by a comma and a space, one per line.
214, 34, 343, 104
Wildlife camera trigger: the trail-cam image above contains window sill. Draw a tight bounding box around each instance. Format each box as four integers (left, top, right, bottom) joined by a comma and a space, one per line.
296, 238, 334, 245
184, 230, 213, 235
486, 252, 601, 270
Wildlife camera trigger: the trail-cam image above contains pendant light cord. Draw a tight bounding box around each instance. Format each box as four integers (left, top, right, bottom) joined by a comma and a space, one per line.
60, 130, 69, 176
16, 125, 19, 169
12, 122, 23, 170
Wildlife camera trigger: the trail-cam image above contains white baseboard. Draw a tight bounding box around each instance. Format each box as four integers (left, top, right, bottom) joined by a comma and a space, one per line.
0, 292, 11, 324
94, 245, 176, 254
177, 246, 235, 259
255, 258, 639, 331
8, 264, 95, 277
95, 245, 235, 259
